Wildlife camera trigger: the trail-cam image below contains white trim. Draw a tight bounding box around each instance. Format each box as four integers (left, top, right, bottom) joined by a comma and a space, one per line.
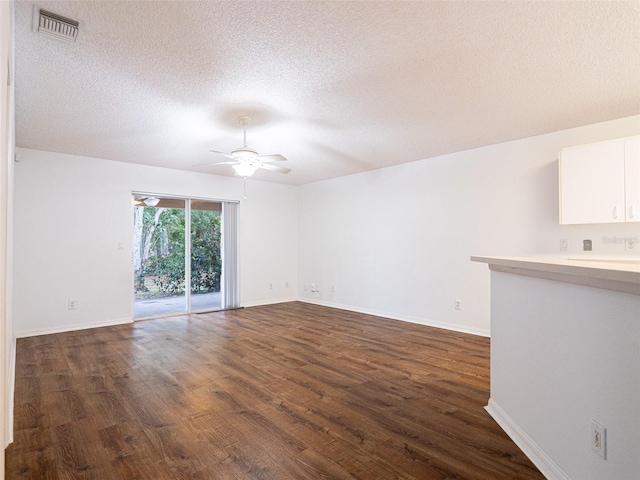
485, 398, 570, 480
297, 298, 490, 337
13, 301, 490, 338
14, 317, 132, 338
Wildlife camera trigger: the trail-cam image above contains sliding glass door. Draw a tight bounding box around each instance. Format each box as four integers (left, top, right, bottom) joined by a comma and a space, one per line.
190, 200, 222, 312
133, 197, 186, 318
133, 195, 236, 319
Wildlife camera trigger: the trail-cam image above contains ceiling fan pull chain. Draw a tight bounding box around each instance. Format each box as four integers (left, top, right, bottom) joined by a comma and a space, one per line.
243, 176, 247, 200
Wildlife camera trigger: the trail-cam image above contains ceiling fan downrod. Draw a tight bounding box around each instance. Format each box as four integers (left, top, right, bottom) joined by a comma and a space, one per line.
236, 115, 252, 148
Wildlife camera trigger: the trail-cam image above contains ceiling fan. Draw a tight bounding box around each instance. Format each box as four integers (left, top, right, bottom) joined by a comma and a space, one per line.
195, 116, 291, 177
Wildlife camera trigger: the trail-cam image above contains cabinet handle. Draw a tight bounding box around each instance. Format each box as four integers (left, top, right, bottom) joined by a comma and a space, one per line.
614, 206, 619, 219
631, 205, 635, 219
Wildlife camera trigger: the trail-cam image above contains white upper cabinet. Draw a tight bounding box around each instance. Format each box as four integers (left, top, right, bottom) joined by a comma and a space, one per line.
559, 136, 640, 225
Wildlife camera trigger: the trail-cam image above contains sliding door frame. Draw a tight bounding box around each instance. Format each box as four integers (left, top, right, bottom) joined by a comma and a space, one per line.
132, 191, 240, 319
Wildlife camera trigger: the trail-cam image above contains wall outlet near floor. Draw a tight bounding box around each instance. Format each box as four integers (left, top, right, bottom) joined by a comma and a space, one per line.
68, 300, 76, 310
311, 283, 319, 293
560, 239, 569, 251
454, 300, 461, 310
591, 419, 606, 459
269, 283, 273, 290
285, 281, 289, 288
331, 285, 335, 293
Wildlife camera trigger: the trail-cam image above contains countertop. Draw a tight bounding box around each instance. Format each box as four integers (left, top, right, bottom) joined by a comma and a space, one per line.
471, 256, 640, 295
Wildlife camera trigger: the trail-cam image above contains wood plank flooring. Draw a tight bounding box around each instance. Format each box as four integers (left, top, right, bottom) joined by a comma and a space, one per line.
6, 302, 544, 479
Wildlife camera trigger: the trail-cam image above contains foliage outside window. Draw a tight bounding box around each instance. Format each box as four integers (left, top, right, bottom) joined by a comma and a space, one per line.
133, 206, 221, 300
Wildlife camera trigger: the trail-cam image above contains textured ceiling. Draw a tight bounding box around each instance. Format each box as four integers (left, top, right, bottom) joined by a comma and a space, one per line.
14, 0, 640, 185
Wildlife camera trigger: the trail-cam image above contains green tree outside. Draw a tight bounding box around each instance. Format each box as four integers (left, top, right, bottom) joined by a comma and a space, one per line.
134, 206, 221, 300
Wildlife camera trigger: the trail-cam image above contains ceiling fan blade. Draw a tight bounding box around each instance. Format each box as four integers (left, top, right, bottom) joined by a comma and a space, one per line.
192, 160, 238, 167
260, 162, 291, 174
209, 150, 235, 159
258, 154, 287, 163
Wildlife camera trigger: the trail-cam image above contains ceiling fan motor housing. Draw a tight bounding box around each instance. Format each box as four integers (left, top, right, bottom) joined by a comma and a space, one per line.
232, 146, 259, 160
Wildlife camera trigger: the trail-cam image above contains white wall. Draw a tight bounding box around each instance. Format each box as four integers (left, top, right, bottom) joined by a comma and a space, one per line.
12, 118, 639, 340
488, 271, 640, 480
12, 149, 298, 336
240, 181, 298, 306
297, 115, 640, 336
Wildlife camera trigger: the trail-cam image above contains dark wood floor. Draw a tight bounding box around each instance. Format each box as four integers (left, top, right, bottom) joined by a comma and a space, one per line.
6, 302, 544, 479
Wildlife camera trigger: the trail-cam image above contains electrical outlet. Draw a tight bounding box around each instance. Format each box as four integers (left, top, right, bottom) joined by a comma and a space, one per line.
285, 281, 289, 288
454, 300, 461, 310
560, 239, 569, 251
583, 239, 593, 251
591, 419, 606, 459
269, 283, 273, 290
626, 238, 636, 251
68, 300, 76, 310
304, 284, 307, 291
331, 285, 335, 293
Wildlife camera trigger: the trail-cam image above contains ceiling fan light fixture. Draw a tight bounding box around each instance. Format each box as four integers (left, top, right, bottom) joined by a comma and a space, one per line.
143, 197, 160, 207
232, 162, 260, 177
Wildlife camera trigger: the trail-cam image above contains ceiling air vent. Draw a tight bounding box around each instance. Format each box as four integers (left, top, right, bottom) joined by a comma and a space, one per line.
37, 9, 79, 42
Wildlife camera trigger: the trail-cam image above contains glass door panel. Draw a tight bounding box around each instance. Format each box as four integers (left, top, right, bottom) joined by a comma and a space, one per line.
190, 200, 222, 312
133, 197, 186, 318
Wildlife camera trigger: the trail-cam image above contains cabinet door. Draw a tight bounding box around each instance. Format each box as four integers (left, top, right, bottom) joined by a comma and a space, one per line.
559, 139, 625, 225
625, 136, 640, 222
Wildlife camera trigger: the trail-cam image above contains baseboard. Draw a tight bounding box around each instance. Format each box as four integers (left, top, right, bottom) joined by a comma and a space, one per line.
12, 299, 488, 340
297, 298, 490, 337
14, 317, 133, 338
485, 398, 569, 480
